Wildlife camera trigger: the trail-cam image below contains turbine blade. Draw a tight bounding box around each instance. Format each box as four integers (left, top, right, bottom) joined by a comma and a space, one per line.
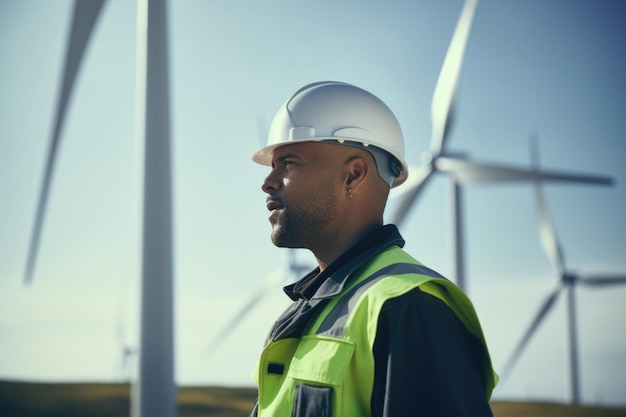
389, 164, 434, 227
500, 284, 563, 382
435, 156, 614, 186
529, 136, 566, 274
204, 266, 289, 356
24, 0, 106, 285
389, 164, 427, 199
430, 0, 479, 154
578, 274, 626, 287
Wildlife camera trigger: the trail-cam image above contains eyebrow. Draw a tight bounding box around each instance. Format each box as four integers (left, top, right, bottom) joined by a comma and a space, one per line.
275, 153, 302, 163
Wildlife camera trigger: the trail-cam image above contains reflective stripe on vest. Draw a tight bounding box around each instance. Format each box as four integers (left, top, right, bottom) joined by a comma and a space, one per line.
316, 263, 445, 338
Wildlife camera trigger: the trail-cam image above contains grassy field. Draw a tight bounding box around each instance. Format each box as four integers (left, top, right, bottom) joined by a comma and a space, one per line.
1, 380, 625, 417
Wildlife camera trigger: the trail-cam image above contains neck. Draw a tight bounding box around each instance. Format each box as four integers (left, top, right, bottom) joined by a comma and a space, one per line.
312, 220, 382, 271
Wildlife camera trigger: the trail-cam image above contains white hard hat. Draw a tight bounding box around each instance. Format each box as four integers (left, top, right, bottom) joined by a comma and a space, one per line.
252, 81, 408, 187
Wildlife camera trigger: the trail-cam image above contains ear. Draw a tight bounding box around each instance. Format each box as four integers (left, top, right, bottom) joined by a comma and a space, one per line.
344, 156, 369, 193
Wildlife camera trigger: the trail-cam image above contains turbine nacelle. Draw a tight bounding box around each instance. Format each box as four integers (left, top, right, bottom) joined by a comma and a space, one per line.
562, 272, 578, 286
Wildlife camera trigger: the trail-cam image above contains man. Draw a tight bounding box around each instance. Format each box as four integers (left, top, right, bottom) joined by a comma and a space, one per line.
250, 81, 497, 416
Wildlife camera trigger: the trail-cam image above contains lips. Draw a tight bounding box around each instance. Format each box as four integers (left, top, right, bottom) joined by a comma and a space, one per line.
266, 198, 284, 212
266, 198, 284, 224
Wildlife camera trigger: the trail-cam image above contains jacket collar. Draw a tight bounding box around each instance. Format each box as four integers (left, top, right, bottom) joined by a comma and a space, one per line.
283, 225, 405, 301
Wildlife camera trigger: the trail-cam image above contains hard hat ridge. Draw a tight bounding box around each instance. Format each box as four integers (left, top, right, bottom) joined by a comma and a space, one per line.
253, 81, 408, 187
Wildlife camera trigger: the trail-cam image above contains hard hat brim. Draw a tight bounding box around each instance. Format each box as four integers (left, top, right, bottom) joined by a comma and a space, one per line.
252, 138, 409, 188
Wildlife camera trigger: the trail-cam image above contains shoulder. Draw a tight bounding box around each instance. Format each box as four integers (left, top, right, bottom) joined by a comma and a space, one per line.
375, 286, 491, 387
378, 287, 468, 339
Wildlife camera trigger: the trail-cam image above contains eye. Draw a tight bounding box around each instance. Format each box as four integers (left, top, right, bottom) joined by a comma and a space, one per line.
274, 154, 300, 168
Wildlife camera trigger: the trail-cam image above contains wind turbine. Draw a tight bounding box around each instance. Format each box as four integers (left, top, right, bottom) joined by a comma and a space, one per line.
204, 250, 311, 356
114, 313, 136, 384
23, 1, 177, 417
499, 136, 626, 404
389, 0, 613, 292
113, 263, 137, 384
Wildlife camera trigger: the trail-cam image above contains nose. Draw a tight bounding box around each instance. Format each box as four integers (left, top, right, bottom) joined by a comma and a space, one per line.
261, 168, 281, 194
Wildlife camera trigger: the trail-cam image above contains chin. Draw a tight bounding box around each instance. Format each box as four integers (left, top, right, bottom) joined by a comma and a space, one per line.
270, 230, 287, 247
271, 230, 304, 250
271, 235, 290, 248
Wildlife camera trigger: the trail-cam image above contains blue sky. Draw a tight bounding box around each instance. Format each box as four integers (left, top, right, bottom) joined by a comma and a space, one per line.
1, 0, 625, 407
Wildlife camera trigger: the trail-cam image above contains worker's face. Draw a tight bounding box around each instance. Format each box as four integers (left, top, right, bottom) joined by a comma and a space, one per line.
261, 142, 346, 249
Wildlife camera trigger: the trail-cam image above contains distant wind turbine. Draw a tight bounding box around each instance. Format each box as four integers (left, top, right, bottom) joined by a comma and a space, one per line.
204, 250, 311, 356
114, 314, 136, 384
113, 264, 136, 383
389, 0, 613, 292
499, 135, 626, 404
23, 1, 177, 417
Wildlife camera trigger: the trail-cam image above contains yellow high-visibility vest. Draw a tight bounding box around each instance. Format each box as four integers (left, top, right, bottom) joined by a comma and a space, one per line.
253, 246, 497, 416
